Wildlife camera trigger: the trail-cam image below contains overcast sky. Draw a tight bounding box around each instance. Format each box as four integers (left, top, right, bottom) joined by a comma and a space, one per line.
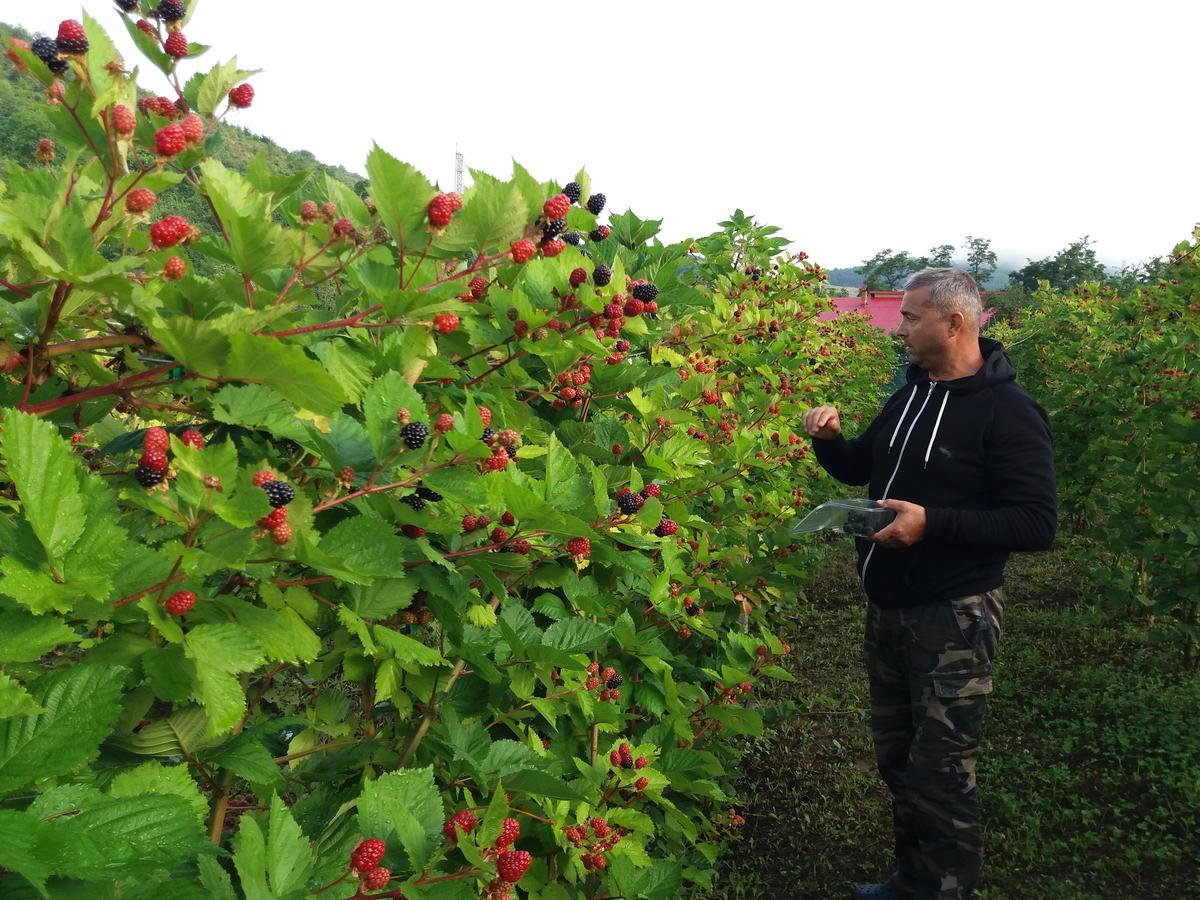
11, 1, 1200, 268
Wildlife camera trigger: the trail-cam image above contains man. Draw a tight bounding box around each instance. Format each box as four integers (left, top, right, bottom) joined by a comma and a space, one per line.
802, 267, 1057, 900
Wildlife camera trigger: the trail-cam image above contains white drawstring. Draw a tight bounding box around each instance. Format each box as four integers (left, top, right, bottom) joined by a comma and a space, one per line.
888, 385, 919, 450
923, 391, 949, 469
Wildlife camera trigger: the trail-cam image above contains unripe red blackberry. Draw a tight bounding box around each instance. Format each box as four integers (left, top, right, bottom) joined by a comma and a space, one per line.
165, 590, 196, 615
428, 193, 456, 228
111, 103, 136, 138
543, 193, 571, 220
299, 199, 318, 224
162, 256, 186, 280
363, 867, 391, 890
228, 83, 254, 109
180, 113, 203, 144
350, 838, 386, 872
569, 267, 587, 288
590, 225, 611, 242
164, 31, 188, 58
510, 238, 536, 264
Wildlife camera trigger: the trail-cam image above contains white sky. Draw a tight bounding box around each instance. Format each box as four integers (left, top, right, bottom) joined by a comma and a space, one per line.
12, 1, 1200, 268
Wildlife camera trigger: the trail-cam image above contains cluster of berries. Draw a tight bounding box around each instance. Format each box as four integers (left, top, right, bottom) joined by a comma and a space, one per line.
297, 199, 354, 238
607, 741, 649, 775
253, 471, 294, 544
551, 361, 595, 410
563, 816, 626, 871
428, 192, 463, 230
443, 810, 530, 887
614, 482, 661, 515
348, 838, 391, 892
132, 428, 171, 487
585, 662, 623, 702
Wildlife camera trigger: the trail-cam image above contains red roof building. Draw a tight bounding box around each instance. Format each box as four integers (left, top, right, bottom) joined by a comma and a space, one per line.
818, 288, 998, 333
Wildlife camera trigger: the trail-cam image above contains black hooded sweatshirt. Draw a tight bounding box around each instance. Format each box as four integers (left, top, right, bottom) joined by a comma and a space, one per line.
812, 337, 1057, 609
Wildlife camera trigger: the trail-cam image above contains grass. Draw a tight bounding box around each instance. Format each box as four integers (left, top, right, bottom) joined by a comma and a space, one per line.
706, 539, 1200, 899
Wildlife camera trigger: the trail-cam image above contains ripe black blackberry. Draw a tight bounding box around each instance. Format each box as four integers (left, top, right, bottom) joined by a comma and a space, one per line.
402, 494, 426, 512
686, 604, 702, 617
632, 283, 658, 302
616, 491, 642, 514
542, 218, 565, 239
592, 264, 612, 287
586, 193, 606, 215
116, 0, 139, 10
505, 445, 518, 458
263, 480, 294, 508
401, 421, 428, 450
481, 427, 496, 444
157, 0, 186, 22
607, 673, 622, 689
415, 486, 442, 502
589, 228, 608, 243
31, 37, 67, 74
561, 231, 582, 246
134, 464, 164, 487
563, 181, 582, 203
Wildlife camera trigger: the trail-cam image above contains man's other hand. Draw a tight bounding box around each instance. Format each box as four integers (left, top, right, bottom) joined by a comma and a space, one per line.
803, 406, 842, 439
871, 499, 926, 547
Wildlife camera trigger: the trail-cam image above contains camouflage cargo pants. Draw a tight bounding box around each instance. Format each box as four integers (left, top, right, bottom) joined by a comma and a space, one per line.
863, 589, 1004, 900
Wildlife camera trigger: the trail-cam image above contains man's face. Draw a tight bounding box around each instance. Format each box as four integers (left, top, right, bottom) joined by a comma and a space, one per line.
896, 287, 950, 369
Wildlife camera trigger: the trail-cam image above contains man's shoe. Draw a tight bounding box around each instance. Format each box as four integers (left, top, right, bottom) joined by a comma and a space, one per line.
851, 884, 902, 900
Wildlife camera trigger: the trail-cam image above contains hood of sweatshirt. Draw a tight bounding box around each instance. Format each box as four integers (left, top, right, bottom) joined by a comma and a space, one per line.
904, 337, 1016, 395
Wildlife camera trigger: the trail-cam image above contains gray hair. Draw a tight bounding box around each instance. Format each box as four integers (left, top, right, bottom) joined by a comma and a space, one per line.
904, 267, 982, 330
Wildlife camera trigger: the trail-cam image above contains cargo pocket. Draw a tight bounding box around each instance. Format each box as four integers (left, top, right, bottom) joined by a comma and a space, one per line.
932, 672, 993, 698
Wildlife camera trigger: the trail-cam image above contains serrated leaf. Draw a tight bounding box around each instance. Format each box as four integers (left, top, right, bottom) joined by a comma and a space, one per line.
0, 664, 126, 794
225, 333, 348, 416
0, 673, 42, 719
358, 767, 444, 872
51, 794, 212, 880
266, 794, 315, 896
109, 760, 208, 822
363, 371, 427, 460
0, 409, 85, 562
372, 627, 447, 670
211, 384, 310, 442
543, 618, 612, 654
366, 145, 437, 256
0, 608, 77, 663
233, 813, 271, 900
0, 810, 56, 895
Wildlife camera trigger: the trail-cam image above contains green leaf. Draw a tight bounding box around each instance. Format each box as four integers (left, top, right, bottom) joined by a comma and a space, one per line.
363, 371, 427, 460
232, 814, 271, 900
543, 618, 612, 654
0, 673, 42, 719
366, 145, 437, 255
0, 608, 77, 663
0, 810, 56, 895
185, 625, 264, 737
109, 760, 208, 822
435, 175, 528, 255
197, 57, 258, 117
212, 384, 310, 442
320, 516, 408, 578
504, 769, 582, 802
225, 333, 348, 415
373, 627, 448, 670
0, 409, 85, 561
51, 794, 212, 880
0, 664, 126, 794
198, 854, 239, 900
357, 767, 443, 872
199, 159, 296, 276
217, 599, 321, 665
266, 794, 315, 897
208, 731, 281, 785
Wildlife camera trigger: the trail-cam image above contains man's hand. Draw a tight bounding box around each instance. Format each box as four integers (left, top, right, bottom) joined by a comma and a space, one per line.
803, 405, 842, 439
871, 499, 926, 548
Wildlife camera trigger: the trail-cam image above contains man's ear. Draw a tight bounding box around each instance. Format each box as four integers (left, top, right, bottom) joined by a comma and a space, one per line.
945, 310, 965, 336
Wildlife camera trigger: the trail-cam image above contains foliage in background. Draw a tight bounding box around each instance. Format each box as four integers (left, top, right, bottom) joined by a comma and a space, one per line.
990, 230, 1200, 666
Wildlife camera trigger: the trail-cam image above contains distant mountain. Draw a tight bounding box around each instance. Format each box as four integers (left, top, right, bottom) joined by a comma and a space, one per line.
824, 259, 1022, 292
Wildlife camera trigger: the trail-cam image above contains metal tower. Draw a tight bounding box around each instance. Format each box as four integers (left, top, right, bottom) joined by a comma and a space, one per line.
454, 147, 464, 194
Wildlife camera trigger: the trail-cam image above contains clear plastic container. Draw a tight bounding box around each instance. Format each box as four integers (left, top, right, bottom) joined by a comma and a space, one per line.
790, 499, 896, 538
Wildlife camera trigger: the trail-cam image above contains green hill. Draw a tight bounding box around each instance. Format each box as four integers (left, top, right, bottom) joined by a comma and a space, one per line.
1, 20, 364, 251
